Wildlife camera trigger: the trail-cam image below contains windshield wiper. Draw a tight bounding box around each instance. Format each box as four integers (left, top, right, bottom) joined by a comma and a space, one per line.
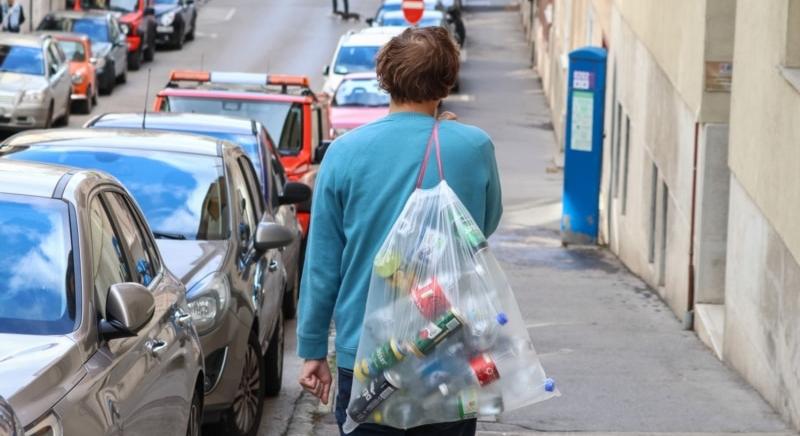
152, 231, 187, 240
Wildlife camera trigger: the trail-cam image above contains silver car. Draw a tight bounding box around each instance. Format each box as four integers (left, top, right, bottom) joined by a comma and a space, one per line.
0, 159, 204, 435
2, 128, 296, 436
0, 34, 72, 130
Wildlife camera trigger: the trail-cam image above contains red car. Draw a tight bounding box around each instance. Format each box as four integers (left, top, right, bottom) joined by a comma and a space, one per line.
329, 72, 390, 138
153, 71, 330, 241
68, 0, 157, 70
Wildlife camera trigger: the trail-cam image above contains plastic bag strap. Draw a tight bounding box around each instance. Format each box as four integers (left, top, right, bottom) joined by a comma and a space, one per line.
415, 121, 444, 188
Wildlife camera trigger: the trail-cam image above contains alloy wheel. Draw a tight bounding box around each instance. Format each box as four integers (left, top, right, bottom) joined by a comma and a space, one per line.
232, 343, 261, 433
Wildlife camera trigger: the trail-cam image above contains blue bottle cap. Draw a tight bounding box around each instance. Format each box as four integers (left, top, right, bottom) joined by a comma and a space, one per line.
496, 312, 508, 325
544, 378, 555, 392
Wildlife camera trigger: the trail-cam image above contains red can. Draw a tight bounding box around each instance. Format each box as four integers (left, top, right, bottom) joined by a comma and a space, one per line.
411, 277, 451, 320
469, 354, 500, 386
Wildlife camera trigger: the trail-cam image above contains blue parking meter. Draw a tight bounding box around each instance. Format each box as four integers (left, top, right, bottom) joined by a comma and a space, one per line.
561, 47, 607, 245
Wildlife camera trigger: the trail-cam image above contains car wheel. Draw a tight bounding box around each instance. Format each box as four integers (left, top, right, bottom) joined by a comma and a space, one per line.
44, 101, 54, 129
173, 21, 185, 49
186, 15, 196, 41
186, 385, 202, 436
128, 46, 143, 71
81, 86, 93, 114
92, 84, 98, 105
145, 30, 156, 61
223, 331, 265, 436
264, 312, 284, 397
117, 67, 127, 84
282, 268, 299, 320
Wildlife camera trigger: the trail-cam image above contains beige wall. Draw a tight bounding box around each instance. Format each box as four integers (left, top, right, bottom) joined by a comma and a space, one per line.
728, 0, 800, 267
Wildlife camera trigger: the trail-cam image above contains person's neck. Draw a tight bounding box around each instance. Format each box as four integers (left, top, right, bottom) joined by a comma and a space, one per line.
389, 100, 439, 117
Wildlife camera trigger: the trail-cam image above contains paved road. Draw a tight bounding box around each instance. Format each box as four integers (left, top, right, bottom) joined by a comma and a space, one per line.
57, 1, 798, 435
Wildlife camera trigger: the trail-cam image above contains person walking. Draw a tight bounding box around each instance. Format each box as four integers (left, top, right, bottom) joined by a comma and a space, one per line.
332, 0, 359, 21
2, 0, 24, 33
297, 27, 502, 436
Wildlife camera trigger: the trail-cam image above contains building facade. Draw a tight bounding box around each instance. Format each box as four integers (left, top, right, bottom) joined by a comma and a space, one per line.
522, 0, 800, 429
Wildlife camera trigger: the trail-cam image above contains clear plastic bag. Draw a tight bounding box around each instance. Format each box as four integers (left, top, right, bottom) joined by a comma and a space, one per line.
343, 123, 558, 433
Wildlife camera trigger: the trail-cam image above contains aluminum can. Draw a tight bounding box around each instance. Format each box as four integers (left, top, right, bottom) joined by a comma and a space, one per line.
347, 371, 402, 424
354, 339, 406, 382
452, 210, 488, 252
374, 250, 402, 278
408, 309, 465, 357
469, 353, 501, 386
410, 277, 451, 320
457, 389, 479, 419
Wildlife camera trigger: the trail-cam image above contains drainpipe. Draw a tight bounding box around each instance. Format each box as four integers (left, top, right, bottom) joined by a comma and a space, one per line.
685, 122, 700, 330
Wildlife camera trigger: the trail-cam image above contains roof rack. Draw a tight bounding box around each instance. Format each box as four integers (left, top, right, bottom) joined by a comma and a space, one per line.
166, 69, 315, 98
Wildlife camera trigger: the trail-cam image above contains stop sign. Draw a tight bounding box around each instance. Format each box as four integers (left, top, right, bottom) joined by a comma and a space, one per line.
401, 0, 425, 26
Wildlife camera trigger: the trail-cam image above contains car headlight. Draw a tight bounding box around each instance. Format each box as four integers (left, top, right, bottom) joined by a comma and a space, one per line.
187, 273, 230, 335
160, 12, 176, 26
0, 396, 24, 436
120, 23, 131, 35
90, 57, 106, 70
24, 412, 62, 436
21, 90, 45, 103
71, 72, 84, 84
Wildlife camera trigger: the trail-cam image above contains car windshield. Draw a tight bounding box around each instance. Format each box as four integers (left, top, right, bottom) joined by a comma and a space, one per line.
0, 45, 44, 75
40, 18, 109, 43
0, 194, 76, 335
154, 0, 179, 4
57, 40, 86, 62
333, 45, 381, 75
379, 15, 442, 27
166, 97, 292, 149
191, 131, 265, 189
108, 0, 138, 12
334, 78, 389, 107
5, 147, 230, 241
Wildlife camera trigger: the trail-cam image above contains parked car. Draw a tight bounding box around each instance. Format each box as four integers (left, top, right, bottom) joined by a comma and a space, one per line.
154, 0, 197, 49
369, 0, 465, 44
87, 112, 310, 318
1, 128, 295, 436
38, 10, 128, 94
374, 10, 461, 46
47, 32, 99, 113
0, 34, 71, 130
153, 71, 329, 243
322, 26, 405, 96
0, 158, 204, 435
330, 72, 390, 138
68, 0, 157, 69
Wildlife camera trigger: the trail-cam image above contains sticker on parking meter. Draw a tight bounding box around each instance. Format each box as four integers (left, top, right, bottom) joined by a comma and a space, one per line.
573, 71, 594, 90
571, 91, 594, 152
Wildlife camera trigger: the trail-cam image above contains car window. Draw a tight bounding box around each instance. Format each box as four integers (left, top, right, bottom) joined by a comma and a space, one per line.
89, 196, 132, 316
279, 104, 302, 154
57, 39, 86, 62
0, 194, 76, 335
311, 106, 322, 150
103, 192, 157, 286
0, 45, 45, 75
239, 156, 266, 215
333, 45, 381, 75
230, 160, 257, 244
333, 78, 390, 107
108, 18, 120, 41
46, 44, 61, 75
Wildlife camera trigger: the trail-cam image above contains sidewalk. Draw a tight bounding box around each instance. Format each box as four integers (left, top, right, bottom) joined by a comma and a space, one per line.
306, 7, 796, 436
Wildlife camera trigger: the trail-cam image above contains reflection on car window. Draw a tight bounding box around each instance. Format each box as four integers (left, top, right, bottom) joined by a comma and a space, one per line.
104, 192, 156, 286
0, 45, 44, 76
230, 163, 257, 244
63, 19, 109, 43
0, 194, 75, 335
334, 78, 389, 107
279, 105, 302, 155
57, 40, 86, 62
166, 97, 292, 147
5, 147, 231, 241
333, 45, 381, 75
154, 0, 179, 4
89, 197, 131, 316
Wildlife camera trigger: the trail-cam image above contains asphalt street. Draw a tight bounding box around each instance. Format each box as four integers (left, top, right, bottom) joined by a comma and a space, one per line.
58, 1, 799, 435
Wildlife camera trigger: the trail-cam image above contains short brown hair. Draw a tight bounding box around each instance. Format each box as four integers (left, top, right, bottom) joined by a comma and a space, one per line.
376, 27, 460, 103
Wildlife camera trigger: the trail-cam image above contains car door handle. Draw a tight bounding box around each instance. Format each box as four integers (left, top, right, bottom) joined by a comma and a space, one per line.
176, 311, 192, 328
147, 339, 168, 356
268, 260, 279, 272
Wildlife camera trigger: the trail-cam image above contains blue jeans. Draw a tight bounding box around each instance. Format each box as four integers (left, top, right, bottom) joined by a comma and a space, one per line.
335, 368, 478, 436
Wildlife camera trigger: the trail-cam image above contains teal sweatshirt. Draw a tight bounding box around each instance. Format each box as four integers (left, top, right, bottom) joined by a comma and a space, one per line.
296, 112, 503, 369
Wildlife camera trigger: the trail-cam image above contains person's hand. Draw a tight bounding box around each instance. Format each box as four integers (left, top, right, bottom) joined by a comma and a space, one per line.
438, 111, 458, 121
299, 358, 332, 405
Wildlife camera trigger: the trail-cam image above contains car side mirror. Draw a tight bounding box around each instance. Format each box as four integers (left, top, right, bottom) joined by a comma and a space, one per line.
254, 221, 295, 253
145, 6, 155, 15
314, 140, 332, 164
322, 65, 330, 76
279, 182, 311, 206
365, 17, 374, 26
99, 283, 155, 340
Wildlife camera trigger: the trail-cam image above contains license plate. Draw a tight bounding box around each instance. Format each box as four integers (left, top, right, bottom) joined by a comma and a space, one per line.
157, 26, 173, 33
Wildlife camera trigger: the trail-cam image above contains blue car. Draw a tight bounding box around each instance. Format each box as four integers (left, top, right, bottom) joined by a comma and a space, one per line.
86, 112, 309, 318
